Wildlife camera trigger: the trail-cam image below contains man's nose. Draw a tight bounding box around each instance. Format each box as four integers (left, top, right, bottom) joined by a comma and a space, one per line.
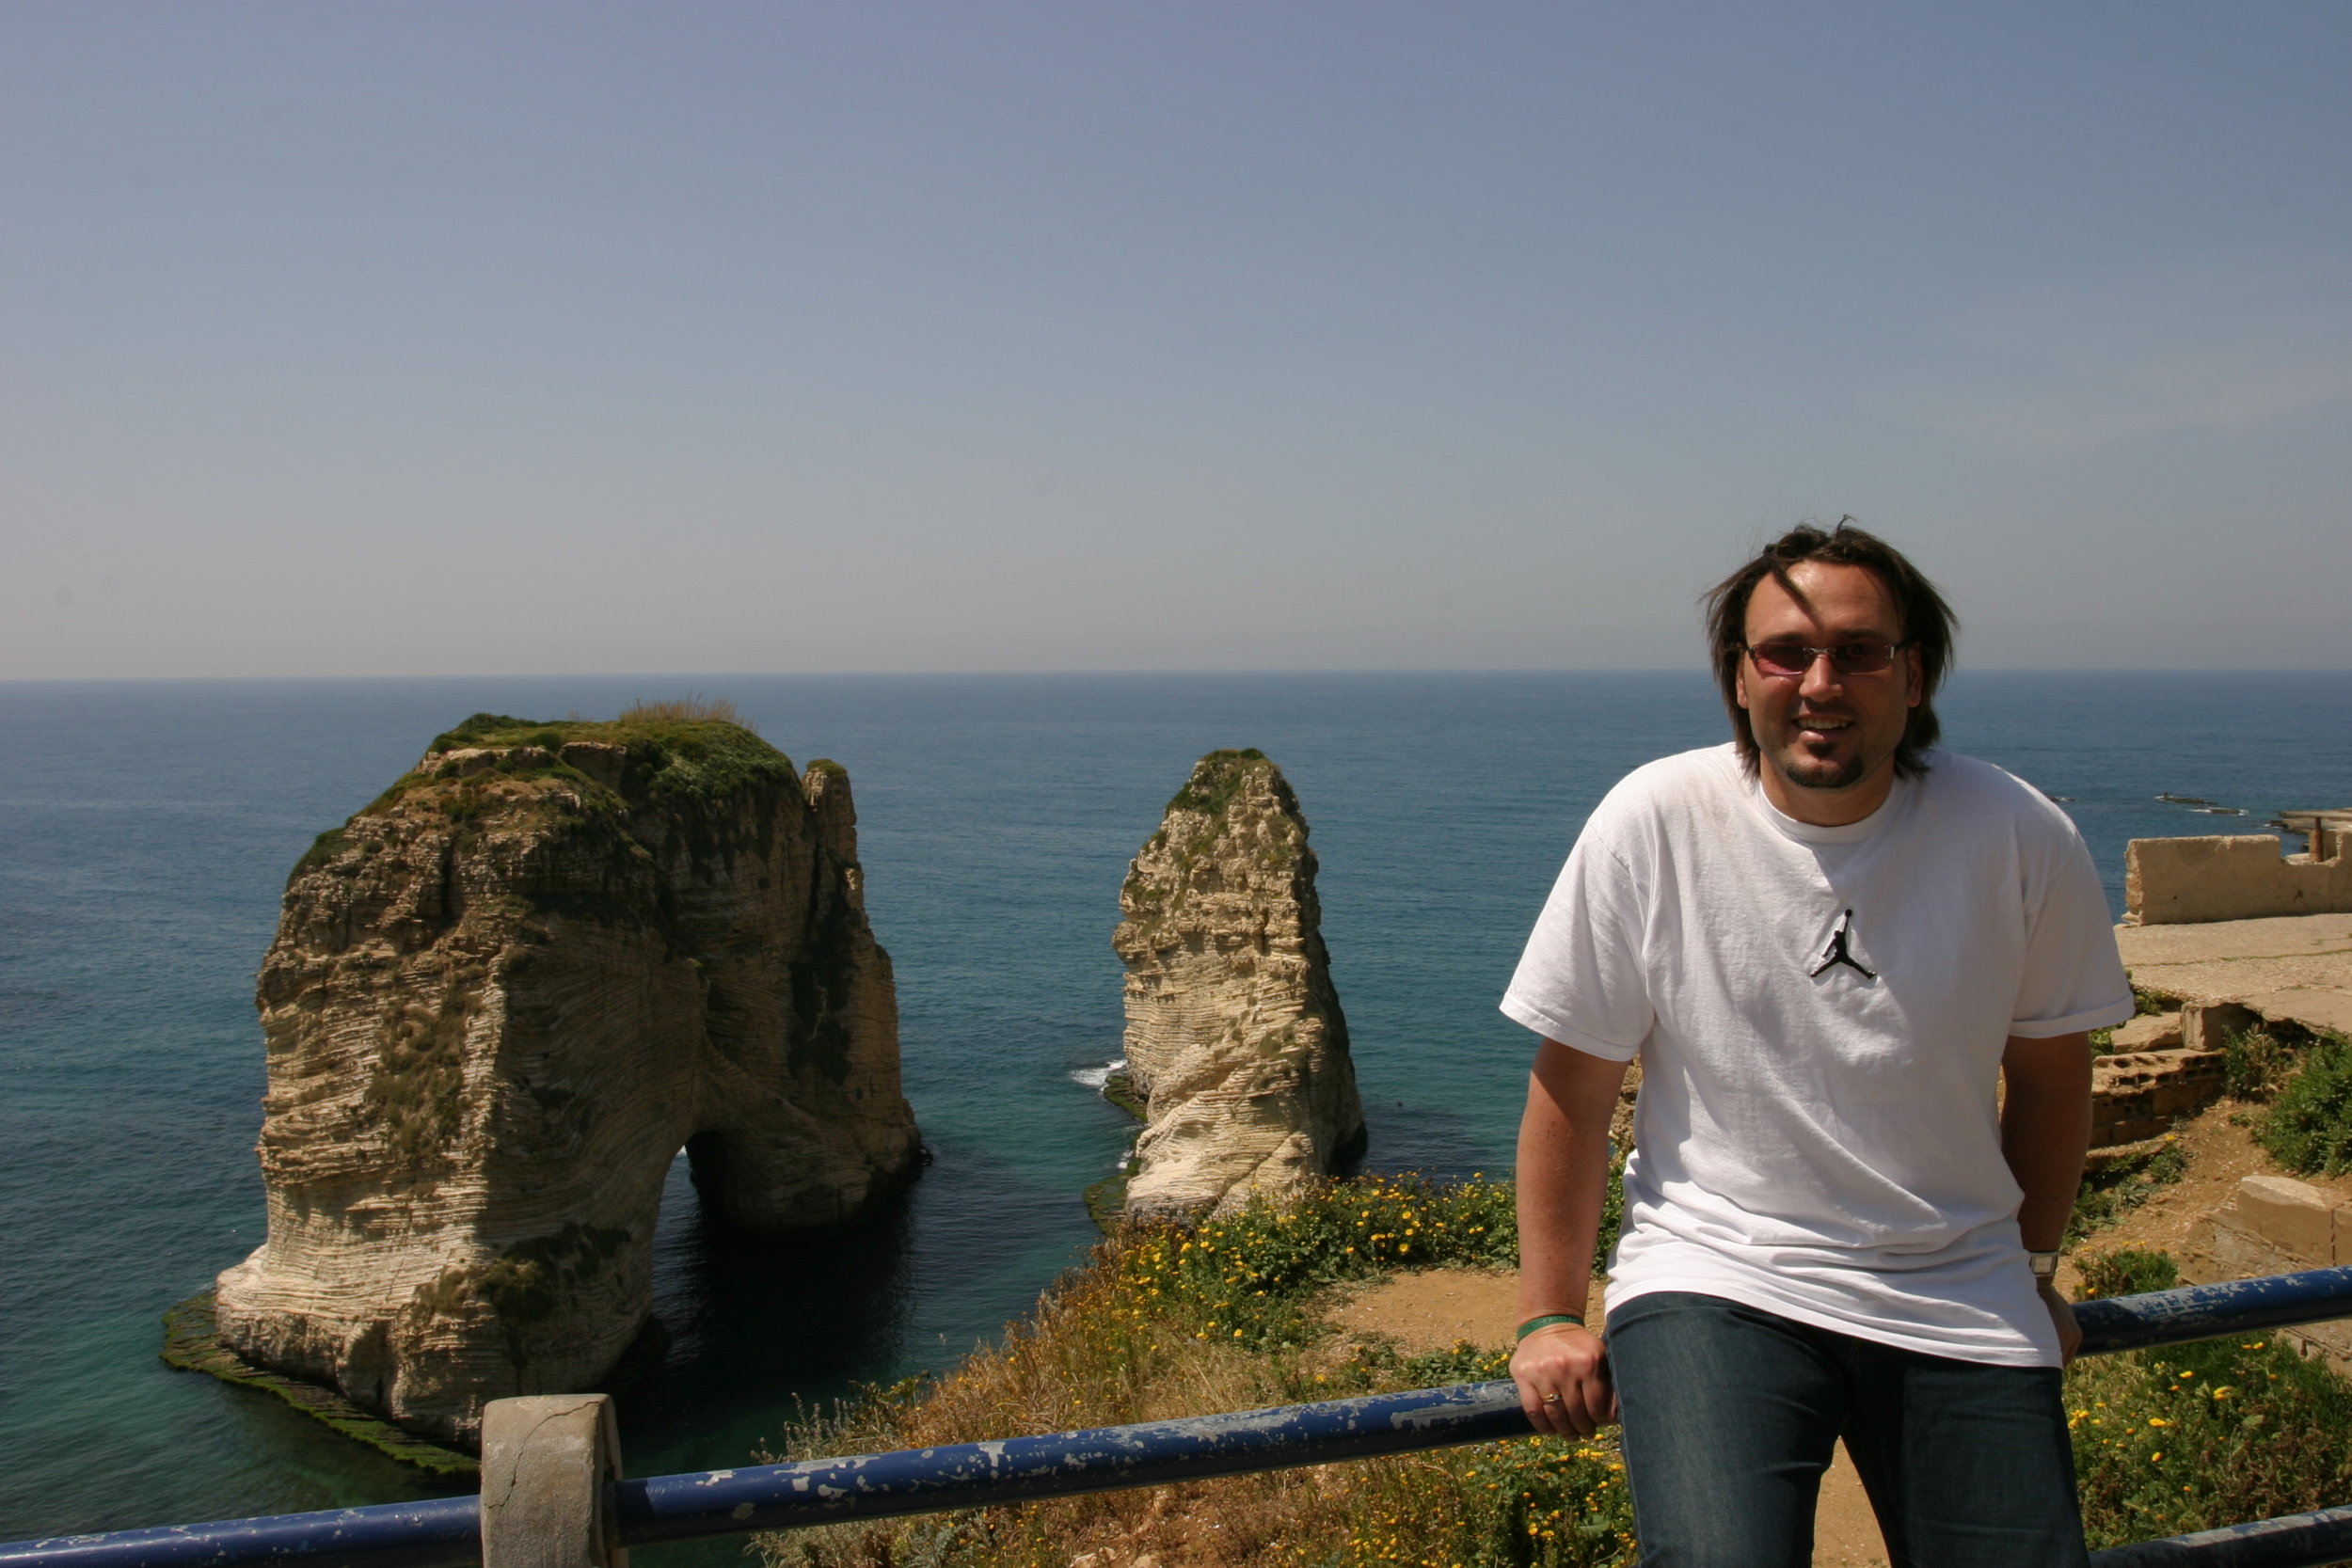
1798, 649, 1843, 697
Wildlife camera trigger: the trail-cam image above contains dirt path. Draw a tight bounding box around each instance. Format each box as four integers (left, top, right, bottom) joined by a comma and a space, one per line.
2058, 1091, 2352, 1292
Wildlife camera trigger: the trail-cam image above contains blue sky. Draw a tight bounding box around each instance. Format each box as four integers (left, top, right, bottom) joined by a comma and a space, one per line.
5, 3, 2347, 677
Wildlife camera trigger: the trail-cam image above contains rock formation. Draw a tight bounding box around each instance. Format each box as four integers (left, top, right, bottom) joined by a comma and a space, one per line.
214, 712, 920, 1445
1111, 749, 1364, 1218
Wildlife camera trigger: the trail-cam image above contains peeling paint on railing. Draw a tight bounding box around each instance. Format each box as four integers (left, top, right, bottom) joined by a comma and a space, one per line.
0, 1498, 480, 1568
14, 1270, 2352, 1568
2086, 1502, 2352, 1567
2070, 1266, 2352, 1354
620, 1379, 1528, 1544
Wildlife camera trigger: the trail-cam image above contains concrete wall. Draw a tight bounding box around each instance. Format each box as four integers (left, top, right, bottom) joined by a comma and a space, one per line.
2185, 1174, 2352, 1372
2124, 833, 2352, 926
2090, 1045, 2223, 1148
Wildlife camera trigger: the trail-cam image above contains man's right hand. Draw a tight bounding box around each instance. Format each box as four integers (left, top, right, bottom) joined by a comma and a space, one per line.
1509, 1323, 1616, 1437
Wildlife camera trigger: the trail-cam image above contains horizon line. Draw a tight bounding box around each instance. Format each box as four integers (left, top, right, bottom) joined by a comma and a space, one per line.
5, 665, 2352, 687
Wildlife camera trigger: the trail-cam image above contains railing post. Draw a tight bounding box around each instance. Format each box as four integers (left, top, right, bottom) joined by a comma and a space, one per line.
480, 1395, 626, 1568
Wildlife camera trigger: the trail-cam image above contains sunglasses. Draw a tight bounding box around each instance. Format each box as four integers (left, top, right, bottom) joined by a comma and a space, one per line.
1742, 641, 1906, 677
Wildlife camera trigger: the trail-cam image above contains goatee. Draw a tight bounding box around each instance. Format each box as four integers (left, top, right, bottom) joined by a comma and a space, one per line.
1779, 752, 1869, 792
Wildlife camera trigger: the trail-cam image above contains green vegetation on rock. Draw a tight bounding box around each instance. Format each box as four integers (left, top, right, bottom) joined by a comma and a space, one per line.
2257, 1030, 2352, 1173
288, 827, 348, 886
428, 710, 792, 806
481, 1224, 635, 1323
326, 703, 800, 847
2066, 1138, 2190, 1246
1082, 1071, 1150, 1234
2221, 1022, 2304, 1103
275, 704, 815, 904
160, 1292, 477, 1477
1082, 1161, 1137, 1235
1099, 1069, 1147, 1123
1121, 748, 1311, 934
360, 967, 483, 1166
1162, 747, 1270, 818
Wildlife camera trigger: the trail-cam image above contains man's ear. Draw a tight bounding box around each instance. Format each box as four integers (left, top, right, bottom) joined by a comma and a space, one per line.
1735, 657, 1752, 712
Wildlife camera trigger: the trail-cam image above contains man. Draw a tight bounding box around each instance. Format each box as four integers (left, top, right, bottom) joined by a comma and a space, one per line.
1503, 522, 2132, 1567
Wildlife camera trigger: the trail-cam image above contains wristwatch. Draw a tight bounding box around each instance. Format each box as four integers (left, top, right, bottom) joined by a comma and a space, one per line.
2028, 1250, 2061, 1284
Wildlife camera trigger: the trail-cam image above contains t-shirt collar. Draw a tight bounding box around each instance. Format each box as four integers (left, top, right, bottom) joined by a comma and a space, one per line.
1747, 768, 1912, 846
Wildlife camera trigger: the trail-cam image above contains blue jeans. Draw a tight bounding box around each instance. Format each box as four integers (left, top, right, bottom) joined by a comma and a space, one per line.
1605, 1291, 2089, 1568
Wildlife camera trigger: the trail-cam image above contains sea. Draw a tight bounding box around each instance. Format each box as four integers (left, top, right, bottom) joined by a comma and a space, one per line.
4, 671, 2348, 1552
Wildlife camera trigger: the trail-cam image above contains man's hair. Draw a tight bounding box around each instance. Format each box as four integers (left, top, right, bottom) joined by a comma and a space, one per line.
1700, 518, 1959, 780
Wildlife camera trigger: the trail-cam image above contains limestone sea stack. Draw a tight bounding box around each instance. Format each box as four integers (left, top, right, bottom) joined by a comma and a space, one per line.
214, 711, 920, 1445
1111, 749, 1365, 1218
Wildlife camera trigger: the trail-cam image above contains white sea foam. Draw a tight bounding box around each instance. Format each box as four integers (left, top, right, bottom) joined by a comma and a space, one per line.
1070, 1057, 1126, 1090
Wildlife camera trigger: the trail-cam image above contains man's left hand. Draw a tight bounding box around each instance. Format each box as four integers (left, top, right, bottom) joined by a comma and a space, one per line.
2040, 1281, 2082, 1365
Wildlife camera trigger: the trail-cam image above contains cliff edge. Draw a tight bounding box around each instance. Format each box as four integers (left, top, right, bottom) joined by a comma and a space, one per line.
1111, 749, 1364, 1218
214, 711, 920, 1445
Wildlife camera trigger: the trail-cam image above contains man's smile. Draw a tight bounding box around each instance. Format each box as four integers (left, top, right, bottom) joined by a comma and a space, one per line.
1732, 560, 1925, 822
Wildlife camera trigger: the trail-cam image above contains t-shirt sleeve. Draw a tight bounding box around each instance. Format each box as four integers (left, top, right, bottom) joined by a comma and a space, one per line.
2009, 818, 2136, 1038
1500, 818, 1654, 1063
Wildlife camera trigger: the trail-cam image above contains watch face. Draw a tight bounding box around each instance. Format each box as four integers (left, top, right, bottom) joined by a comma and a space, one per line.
2029, 1256, 2060, 1278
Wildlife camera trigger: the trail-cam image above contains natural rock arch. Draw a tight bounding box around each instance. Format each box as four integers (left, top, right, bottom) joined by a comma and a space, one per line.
214, 714, 919, 1444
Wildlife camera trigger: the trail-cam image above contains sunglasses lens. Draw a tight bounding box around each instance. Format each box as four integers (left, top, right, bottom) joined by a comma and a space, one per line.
1748, 642, 1898, 675
1831, 642, 1893, 673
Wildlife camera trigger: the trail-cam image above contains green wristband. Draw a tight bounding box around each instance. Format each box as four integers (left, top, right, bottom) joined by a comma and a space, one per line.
1516, 1312, 1585, 1340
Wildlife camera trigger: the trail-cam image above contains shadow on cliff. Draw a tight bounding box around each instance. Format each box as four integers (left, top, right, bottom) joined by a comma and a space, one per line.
616, 1151, 919, 1476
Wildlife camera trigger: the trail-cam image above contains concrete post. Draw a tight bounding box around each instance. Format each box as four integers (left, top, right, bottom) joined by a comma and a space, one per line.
480, 1394, 627, 1568
2182, 999, 2260, 1053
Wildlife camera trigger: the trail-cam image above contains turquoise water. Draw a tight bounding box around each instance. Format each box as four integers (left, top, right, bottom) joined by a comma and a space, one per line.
3, 671, 2346, 1546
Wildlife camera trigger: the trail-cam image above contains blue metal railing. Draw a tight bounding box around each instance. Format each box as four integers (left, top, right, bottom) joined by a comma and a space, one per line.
14, 1267, 2352, 1568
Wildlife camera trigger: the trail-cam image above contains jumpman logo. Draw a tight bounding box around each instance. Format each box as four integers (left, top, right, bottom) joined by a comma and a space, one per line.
1808, 909, 1877, 980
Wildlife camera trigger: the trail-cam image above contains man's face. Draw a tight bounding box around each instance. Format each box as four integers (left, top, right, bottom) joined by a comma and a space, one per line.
1736, 561, 1922, 804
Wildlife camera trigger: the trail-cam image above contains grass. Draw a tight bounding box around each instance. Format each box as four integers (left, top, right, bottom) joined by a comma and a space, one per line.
1112, 1172, 1519, 1353
617, 694, 755, 729
2072, 1247, 2183, 1301
2227, 1025, 2304, 1103
755, 1174, 1634, 1568
2065, 1136, 2190, 1247
2063, 1247, 2352, 1549
2257, 1030, 2352, 1174
747, 1149, 2350, 1568
288, 706, 805, 874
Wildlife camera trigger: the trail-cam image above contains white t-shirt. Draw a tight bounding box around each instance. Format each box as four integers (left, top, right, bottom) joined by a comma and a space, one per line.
1501, 745, 2134, 1367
